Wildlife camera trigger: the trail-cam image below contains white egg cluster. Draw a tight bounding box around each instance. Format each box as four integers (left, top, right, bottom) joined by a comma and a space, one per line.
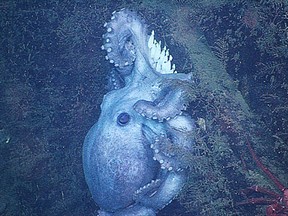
148, 30, 177, 74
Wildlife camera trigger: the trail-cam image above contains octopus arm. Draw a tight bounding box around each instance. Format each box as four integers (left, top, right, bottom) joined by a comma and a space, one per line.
102, 9, 147, 76
134, 171, 186, 211
133, 80, 193, 121
98, 205, 156, 216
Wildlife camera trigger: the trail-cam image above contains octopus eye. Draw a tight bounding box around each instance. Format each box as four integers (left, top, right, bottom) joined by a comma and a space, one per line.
117, 112, 130, 126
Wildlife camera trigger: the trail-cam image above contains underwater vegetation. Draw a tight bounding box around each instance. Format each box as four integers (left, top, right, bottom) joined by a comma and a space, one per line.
165, 0, 288, 215
0, 0, 287, 215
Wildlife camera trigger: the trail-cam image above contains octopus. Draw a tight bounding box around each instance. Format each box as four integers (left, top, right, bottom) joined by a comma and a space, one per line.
83, 9, 195, 216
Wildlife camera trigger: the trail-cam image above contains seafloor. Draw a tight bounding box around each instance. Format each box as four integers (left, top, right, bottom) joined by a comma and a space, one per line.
0, 0, 287, 215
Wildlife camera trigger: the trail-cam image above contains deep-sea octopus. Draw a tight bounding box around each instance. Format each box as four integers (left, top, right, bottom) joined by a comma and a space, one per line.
83, 9, 195, 216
